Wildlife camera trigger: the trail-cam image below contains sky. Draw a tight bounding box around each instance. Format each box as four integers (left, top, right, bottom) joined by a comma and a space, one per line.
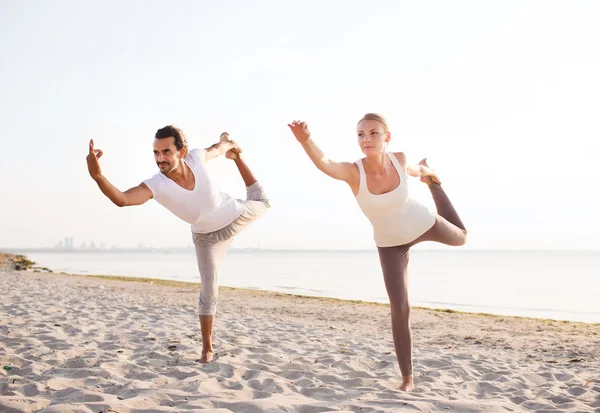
1, 0, 599, 251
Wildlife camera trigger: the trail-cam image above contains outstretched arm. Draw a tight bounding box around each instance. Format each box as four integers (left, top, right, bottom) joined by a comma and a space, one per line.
86, 139, 153, 207
395, 152, 441, 184
288, 120, 357, 184
205, 137, 240, 161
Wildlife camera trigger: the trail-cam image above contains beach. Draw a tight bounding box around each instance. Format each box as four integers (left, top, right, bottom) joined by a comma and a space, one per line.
1, 254, 599, 412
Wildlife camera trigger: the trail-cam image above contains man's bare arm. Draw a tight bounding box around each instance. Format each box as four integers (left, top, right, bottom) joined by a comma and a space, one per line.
86, 139, 153, 207
205, 140, 239, 161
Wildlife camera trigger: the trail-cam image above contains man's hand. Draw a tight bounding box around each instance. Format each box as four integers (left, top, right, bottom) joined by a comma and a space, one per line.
206, 136, 241, 161
220, 132, 242, 160
225, 141, 242, 160
85, 138, 152, 207
86, 139, 104, 181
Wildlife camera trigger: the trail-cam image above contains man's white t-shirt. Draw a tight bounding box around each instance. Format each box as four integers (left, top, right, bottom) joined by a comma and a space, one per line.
142, 148, 244, 233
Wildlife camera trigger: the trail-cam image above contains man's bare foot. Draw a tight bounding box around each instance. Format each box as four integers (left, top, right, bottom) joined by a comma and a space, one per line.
199, 350, 214, 364
418, 158, 440, 186
220, 132, 240, 160
400, 375, 415, 391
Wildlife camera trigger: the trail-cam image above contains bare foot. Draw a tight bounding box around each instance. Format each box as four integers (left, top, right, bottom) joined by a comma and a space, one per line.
400, 375, 415, 391
418, 158, 440, 186
198, 350, 214, 364
220, 132, 240, 160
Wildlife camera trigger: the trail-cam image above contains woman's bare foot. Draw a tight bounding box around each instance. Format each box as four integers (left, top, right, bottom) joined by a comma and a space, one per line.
418, 158, 441, 186
199, 349, 214, 364
400, 375, 415, 391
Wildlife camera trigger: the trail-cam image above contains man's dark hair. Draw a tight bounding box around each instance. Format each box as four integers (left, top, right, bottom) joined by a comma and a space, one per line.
155, 125, 188, 154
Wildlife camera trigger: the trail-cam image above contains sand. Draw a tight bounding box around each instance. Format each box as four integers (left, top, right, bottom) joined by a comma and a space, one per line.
1, 263, 599, 412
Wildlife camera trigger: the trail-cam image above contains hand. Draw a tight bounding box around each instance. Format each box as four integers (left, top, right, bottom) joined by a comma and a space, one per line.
86, 139, 104, 181
419, 158, 441, 185
288, 120, 311, 143
421, 168, 441, 185
220, 132, 242, 160
225, 140, 242, 160
230, 140, 242, 153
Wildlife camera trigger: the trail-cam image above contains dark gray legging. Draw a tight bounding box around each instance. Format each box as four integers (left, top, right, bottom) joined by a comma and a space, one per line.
377, 184, 467, 377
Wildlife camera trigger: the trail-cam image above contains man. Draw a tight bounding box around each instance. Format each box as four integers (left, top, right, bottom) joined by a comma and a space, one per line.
86, 125, 270, 363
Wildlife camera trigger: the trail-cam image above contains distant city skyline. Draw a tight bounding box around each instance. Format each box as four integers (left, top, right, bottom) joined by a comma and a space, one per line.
54, 236, 114, 251
51, 237, 192, 251
3, 237, 598, 253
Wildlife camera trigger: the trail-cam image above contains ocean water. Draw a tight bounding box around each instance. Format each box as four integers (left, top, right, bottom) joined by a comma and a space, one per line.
20, 249, 600, 323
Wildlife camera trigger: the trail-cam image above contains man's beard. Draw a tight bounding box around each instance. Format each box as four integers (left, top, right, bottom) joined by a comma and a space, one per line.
158, 162, 173, 175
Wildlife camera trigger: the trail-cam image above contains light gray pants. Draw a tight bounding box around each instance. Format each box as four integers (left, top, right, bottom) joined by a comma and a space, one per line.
192, 182, 270, 316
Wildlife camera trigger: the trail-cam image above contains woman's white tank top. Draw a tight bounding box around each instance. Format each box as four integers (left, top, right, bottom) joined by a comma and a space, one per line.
354, 153, 435, 247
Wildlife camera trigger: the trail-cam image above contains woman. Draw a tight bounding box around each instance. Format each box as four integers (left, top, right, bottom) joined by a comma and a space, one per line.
288, 113, 467, 391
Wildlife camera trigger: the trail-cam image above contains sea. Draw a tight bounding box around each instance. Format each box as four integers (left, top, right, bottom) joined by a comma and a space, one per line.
13, 249, 600, 323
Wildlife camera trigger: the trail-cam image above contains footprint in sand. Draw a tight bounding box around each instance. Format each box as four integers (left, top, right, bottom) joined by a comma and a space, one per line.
248, 378, 282, 393
241, 369, 262, 381
567, 386, 587, 397
251, 390, 272, 399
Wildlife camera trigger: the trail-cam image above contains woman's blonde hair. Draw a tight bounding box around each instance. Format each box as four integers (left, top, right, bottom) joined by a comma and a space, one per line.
357, 113, 389, 133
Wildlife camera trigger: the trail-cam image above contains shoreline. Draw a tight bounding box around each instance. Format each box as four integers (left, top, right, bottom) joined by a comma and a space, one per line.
1, 260, 599, 412
2, 251, 599, 326
26, 272, 600, 326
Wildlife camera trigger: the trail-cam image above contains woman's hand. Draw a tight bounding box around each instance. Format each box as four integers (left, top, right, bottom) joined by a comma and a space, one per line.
288, 120, 311, 143
418, 158, 441, 185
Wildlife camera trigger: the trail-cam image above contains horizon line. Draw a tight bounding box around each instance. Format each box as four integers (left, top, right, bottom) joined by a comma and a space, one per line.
2, 247, 599, 253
